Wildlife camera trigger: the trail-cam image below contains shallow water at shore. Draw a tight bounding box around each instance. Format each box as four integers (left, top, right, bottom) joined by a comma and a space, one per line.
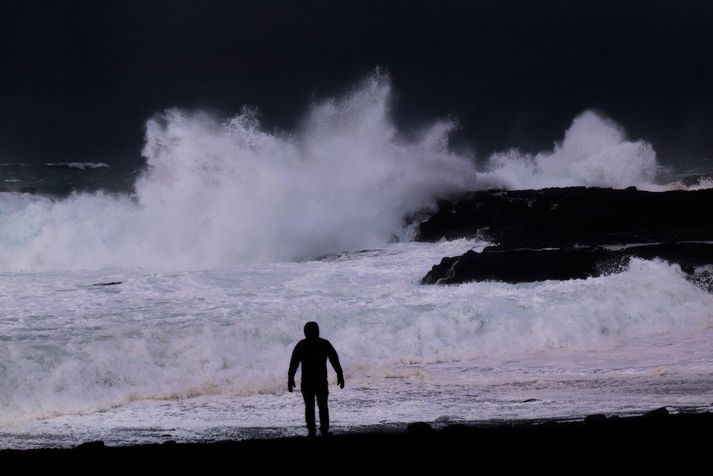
1, 239, 712, 448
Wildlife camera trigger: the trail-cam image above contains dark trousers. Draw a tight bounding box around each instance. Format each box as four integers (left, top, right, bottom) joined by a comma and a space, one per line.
301, 387, 329, 434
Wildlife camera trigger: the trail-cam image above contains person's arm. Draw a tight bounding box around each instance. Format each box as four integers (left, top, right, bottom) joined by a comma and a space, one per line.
287, 342, 302, 392
327, 342, 344, 389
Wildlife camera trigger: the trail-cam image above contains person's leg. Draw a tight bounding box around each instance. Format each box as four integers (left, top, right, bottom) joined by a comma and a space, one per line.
316, 390, 329, 435
302, 389, 316, 436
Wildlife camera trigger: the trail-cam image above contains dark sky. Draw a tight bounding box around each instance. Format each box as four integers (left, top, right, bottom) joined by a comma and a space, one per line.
2, 0, 712, 167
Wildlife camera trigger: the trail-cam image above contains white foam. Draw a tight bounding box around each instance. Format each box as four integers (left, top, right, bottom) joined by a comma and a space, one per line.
0, 73, 476, 272
0, 242, 711, 428
4, 72, 696, 273
677, 176, 713, 191
2, 72, 704, 272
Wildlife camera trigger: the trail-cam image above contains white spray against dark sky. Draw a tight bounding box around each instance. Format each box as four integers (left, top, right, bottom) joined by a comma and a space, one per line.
0, 73, 686, 272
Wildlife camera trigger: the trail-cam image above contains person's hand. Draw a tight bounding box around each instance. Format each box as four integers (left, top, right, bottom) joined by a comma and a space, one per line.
337, 375, 345, 389
288, 378, 295, 393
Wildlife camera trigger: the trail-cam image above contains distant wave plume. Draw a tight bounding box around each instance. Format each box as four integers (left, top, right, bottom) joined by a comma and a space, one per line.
0, 71, 704, 272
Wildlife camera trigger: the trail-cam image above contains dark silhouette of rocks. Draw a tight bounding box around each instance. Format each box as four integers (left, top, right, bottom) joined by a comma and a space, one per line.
76, 440, 105, 450
407, 422, 434, 434
584, 414, 607, 425
416, 187, 713, 248
422, 243, 713, 285
643, 407, 670, 420
417, 187, 713, 285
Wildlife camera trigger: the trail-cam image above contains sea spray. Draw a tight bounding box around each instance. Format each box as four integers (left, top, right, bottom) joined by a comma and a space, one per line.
0, 73, 691, 273
0, 74, 476, 272
0, 242, 711, 426
476, 110, 658, 190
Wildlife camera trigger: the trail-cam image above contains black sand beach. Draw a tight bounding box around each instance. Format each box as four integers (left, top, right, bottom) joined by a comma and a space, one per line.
2, 409, 711, 469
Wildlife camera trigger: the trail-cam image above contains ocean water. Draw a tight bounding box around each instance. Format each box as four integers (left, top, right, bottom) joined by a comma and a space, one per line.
1, 240, 712, 448
1, 73, 712, 448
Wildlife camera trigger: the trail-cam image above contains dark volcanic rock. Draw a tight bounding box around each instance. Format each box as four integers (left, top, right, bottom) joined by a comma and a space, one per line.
76, 440, 105, 450
584, 414, 607, 425
416, 187, 713, 248
407, 422, 434, 434
422, 243, 713, 284
423, 247, 610, 284
418, 187, 713, 285
642, 407, 670, 420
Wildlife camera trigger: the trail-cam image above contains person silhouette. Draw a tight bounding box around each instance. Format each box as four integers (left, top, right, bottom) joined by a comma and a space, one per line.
288, 321, 344, 437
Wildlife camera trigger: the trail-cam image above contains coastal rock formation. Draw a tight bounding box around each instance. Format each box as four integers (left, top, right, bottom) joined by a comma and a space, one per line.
422, 243, 713, 284
416, 187, 713, 248
418, 187, 713, 285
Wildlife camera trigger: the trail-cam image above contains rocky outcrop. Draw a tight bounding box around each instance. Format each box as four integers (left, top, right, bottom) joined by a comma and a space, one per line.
416, 187, 713, 248
422, 243, 713, 285
418, 187, 713, 286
